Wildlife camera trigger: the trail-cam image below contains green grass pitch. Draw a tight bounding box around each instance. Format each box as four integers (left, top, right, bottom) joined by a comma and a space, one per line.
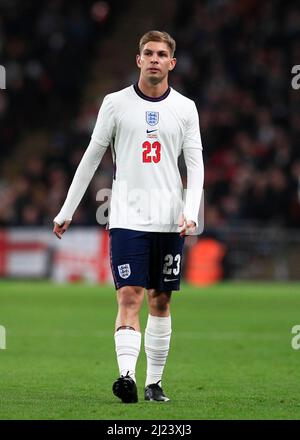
1, 280, 300, 420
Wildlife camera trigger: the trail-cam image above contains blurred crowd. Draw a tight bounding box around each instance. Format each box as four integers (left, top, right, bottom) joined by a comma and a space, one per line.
0, 0, 300, 229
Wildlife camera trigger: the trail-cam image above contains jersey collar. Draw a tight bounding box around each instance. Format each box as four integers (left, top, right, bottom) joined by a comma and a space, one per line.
133, 83, 171, 102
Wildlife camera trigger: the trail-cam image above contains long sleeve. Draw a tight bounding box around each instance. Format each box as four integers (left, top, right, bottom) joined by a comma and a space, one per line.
182, 102, 204, 226
53, 96, 115, 225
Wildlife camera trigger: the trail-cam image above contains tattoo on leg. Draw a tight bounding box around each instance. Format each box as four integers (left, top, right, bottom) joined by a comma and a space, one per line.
116, 325, 136, 331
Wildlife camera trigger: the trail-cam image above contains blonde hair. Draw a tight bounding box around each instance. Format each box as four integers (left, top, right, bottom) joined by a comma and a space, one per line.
139, 30, 176, 57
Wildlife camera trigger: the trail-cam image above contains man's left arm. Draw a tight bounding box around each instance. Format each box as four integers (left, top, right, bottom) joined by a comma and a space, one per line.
180, 102, 204, 236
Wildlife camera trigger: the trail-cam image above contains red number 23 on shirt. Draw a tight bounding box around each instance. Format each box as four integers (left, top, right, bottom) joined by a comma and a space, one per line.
142, 141, 161, 163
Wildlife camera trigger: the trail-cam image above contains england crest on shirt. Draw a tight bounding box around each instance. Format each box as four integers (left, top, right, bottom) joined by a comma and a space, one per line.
146, 111, 159, 126
118, 263, 131, 279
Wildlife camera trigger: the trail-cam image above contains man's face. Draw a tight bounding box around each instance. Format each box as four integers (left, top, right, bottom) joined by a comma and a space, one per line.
136, 41, 176, 85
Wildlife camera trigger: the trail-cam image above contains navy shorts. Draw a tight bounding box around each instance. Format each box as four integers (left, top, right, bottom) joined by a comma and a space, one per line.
109, 228, 185, 291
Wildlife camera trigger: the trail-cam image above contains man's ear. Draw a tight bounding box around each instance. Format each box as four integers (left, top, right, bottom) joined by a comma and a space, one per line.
136, 54, 141, 68
169, 58, 177, 71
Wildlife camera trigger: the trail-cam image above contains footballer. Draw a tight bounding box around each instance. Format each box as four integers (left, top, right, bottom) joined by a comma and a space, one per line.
53, 30, 204, 403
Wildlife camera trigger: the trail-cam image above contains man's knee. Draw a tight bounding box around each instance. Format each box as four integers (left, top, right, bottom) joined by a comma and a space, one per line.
117, 286, 144, 310
147, 290, 172, 314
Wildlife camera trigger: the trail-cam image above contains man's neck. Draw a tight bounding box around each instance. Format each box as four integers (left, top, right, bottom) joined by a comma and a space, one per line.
137, 77, 169, 98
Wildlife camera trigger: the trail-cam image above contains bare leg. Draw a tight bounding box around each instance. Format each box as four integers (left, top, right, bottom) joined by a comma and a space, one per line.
146, 289, 172, 317
115, 285, 145, 331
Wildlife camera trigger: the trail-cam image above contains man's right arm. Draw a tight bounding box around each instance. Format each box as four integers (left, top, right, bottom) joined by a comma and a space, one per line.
53, 95, 115, 230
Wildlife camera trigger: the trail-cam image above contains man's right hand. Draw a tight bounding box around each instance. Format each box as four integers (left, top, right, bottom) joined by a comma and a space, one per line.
53, 220, 71, 239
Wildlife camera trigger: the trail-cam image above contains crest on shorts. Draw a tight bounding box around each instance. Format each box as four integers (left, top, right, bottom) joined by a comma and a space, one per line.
146, 111, 159, 126
118, 263, 131, 279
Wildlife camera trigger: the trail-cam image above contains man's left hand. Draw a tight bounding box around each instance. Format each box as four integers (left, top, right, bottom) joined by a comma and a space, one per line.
179, 217, 196, 237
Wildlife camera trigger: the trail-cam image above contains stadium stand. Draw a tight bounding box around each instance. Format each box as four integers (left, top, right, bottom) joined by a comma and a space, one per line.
0, 0, 299, 280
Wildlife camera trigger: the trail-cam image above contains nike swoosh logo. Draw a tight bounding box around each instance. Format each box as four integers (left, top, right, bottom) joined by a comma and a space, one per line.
146, 129, 158, 133
164, 278, 178, 282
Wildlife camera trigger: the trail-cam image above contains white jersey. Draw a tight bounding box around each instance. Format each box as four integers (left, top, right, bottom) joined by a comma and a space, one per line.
54, 84, 204, 233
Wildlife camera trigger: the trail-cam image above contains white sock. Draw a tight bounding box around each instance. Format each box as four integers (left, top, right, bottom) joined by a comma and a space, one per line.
114, 329, 141, 382
144, 314, 172, 387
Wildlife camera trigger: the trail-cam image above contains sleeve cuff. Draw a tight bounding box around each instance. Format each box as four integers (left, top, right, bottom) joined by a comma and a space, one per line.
53, 214, 72, 226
